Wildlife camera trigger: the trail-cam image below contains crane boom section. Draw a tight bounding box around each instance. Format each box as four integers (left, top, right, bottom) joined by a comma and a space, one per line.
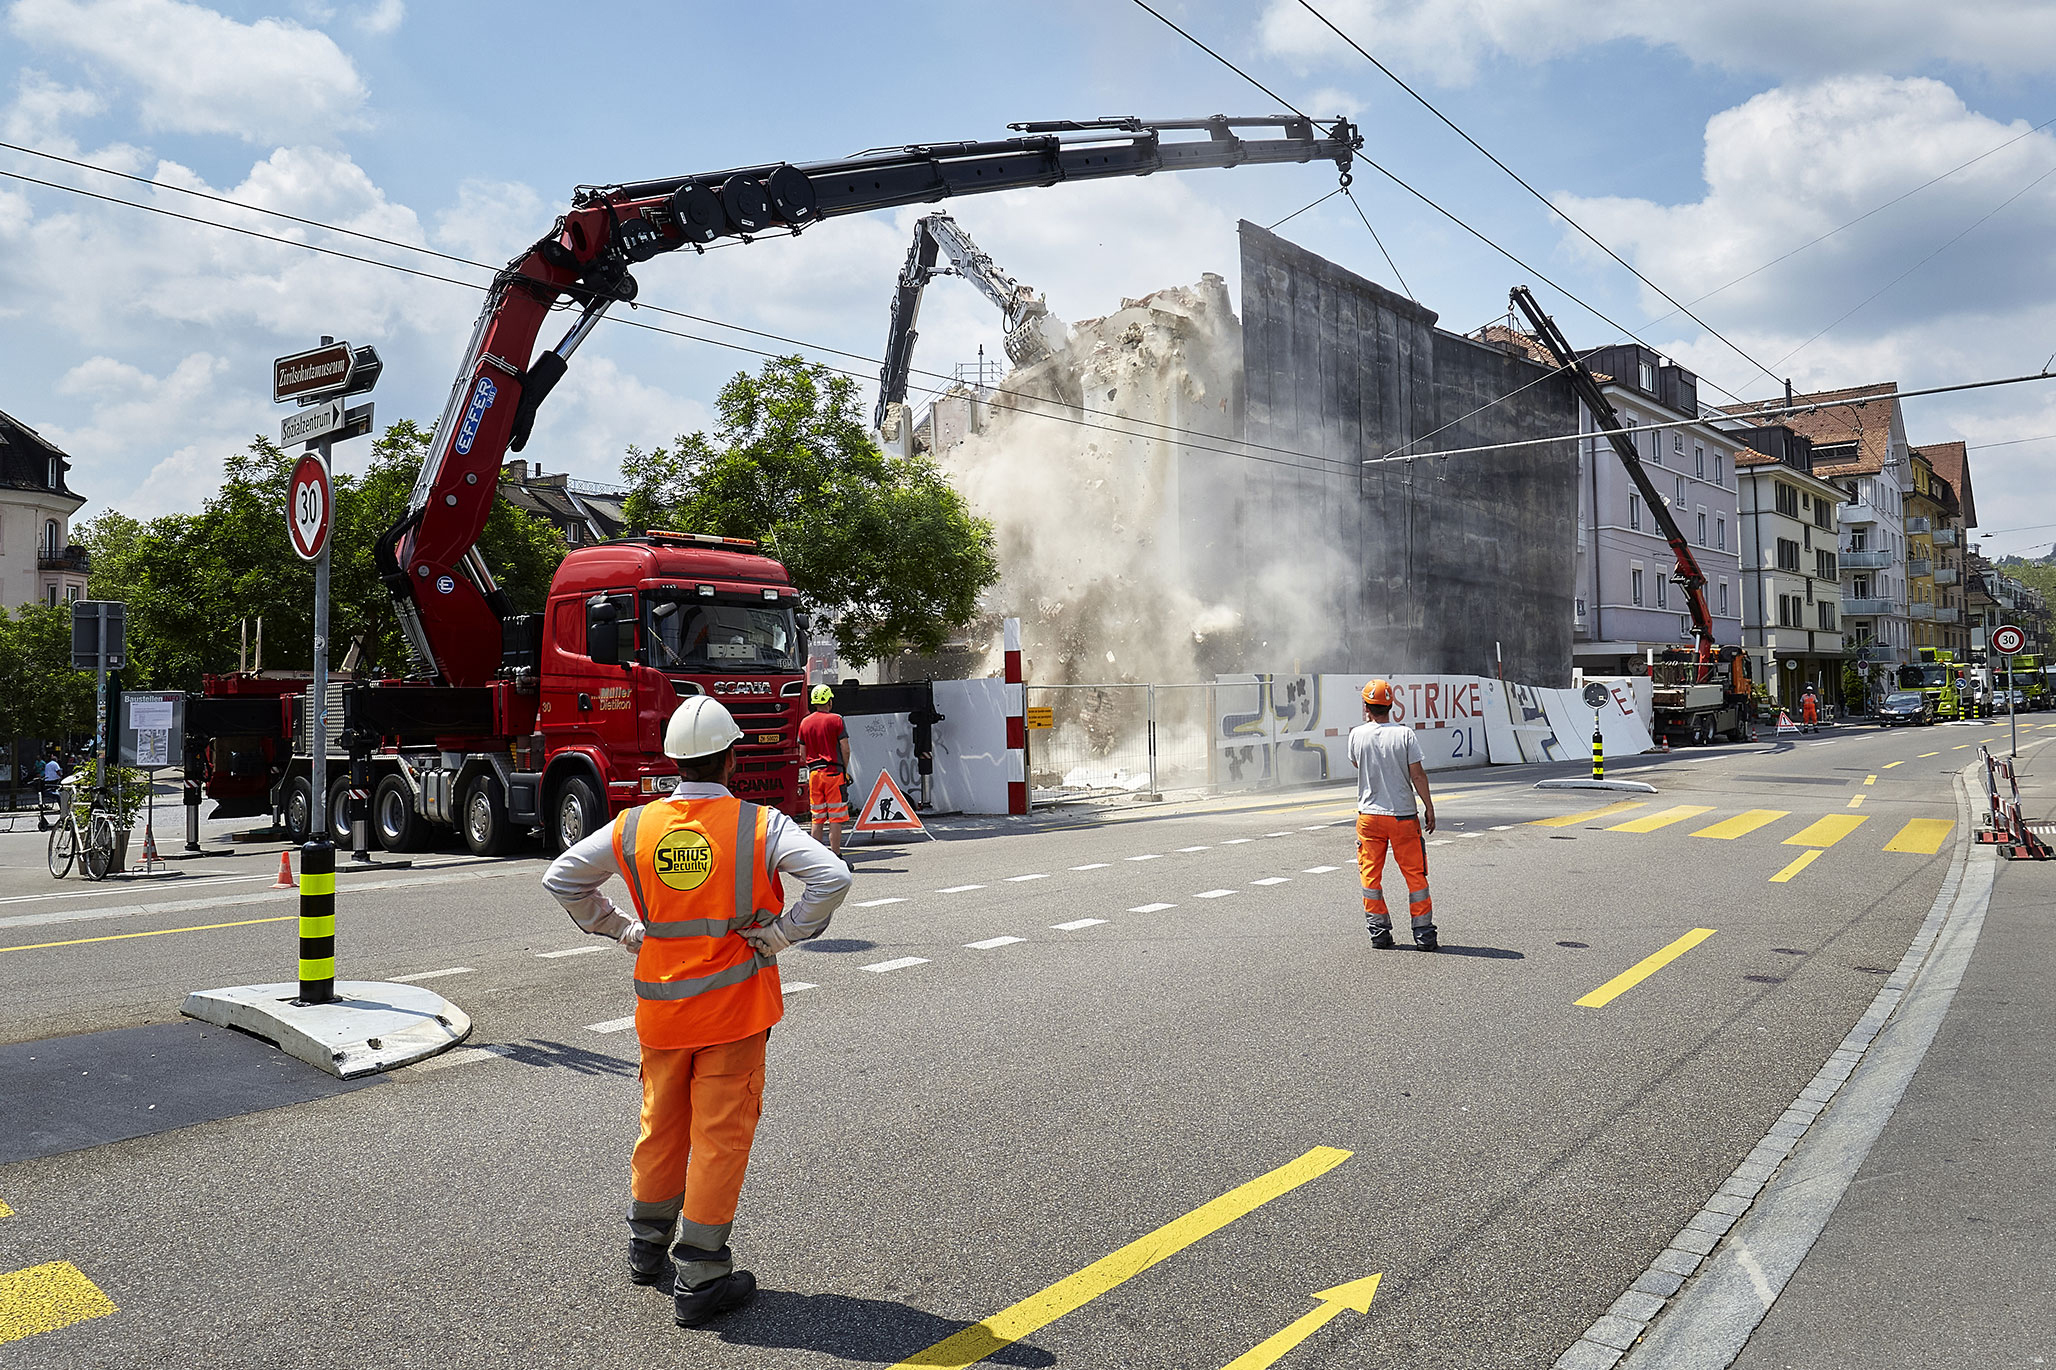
1507, 286, 1715, 674
384, 116, 1359, 686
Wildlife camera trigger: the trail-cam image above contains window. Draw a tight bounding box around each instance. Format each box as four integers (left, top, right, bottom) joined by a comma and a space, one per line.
1715, 452, 1725, 487
1675, 476, 1686, 508
1695, 444, 1705, 478
1774, 483, 1800, 518
1813, 496, 1832, 530
1697, 511, 1707, 545
1818, 602, 1837, 630
46, 584, 59, 607
1674, 431, 1685, 454
1640, 359, 1655, 390
1716, 516, 1727, 550
1719, 581, 1730, 615
1776, 538, 1801, 571
65, 585, 80, 603
47, 457, 59, 489
1777, 594, 1801, 628
1632, 569, 1645, 606
43, 519, 60, 556
1629, 494, 1642, 531
1816, 549, 1837, 580
1848, 529, 1868, 552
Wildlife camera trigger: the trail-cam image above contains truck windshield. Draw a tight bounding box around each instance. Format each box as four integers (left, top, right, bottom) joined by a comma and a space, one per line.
645, 597, 799, 673
1898, 664, 1947, 689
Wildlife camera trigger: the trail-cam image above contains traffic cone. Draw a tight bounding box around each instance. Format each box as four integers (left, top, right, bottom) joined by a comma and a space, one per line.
272, 851, 296, 888
141, 826, 160, 866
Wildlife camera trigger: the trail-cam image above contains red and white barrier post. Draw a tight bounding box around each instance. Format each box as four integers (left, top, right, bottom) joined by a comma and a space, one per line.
1003, 617, 1027, 815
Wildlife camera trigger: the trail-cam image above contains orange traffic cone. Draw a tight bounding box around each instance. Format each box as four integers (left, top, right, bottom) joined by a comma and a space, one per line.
272, 851, 296, 888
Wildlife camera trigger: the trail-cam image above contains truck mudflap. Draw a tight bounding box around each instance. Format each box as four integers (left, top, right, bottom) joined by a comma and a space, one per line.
508, 771, 541, 826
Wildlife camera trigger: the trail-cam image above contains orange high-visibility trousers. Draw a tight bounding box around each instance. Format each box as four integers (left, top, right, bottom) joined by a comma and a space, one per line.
628, 1029, 768, 1257
1356, 812, 1433, 933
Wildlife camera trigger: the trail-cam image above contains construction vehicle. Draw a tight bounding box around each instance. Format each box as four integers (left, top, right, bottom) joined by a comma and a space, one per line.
1508, 289, 1749, 745
195, 115, 1360, 853
2011, 653, 2046, 710
874, 212, 1063, 445
1899, 648, 1975, 721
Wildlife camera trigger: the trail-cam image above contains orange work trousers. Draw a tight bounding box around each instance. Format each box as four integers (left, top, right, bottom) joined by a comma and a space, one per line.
628, 1029, 767, 1256
1356, 812, 1433, 933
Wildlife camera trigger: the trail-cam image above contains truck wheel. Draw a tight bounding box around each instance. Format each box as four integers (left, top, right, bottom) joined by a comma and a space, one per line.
551, 777, 603, 855
281, 775, 313, 842
327, 777, 353, 846
374, 774, 423, 852
463, 776, 515, 857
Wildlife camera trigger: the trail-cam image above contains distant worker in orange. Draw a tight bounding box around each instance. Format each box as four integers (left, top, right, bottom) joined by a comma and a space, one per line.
1801, 685, 1819, 732
1347, 679, 1438, 951
798, 684, 852, 857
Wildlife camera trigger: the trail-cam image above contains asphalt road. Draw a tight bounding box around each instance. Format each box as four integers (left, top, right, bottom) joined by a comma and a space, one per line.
0, 717, 2012, 1368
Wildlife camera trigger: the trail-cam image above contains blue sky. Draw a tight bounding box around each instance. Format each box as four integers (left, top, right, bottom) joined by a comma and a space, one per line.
4, 0, 2054, 553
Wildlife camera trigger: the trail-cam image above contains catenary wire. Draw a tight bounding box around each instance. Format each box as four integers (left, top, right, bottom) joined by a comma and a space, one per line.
1342, 186, 1415, 301
1265, 186, 1343, 230
1127, 1, 1306, 117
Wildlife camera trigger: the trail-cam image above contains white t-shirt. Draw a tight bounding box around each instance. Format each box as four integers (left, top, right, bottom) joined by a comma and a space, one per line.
1347, 720, 1423, 817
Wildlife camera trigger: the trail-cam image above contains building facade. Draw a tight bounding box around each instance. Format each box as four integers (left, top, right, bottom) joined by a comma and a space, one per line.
1910, 440, 1973, 660
0, 409, 89, 608
1732, 425, 1845, 706
497, 460, 627, 549
1903, 449, 1967, 659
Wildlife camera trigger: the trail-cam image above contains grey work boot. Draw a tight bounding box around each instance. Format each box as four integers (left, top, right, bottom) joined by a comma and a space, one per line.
628, 1238, 673, 1290
672, 1244, 757, 1327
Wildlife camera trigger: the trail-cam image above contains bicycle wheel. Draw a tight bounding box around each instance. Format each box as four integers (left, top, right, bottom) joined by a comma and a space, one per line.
48, 820, 75, 879
82, 816, 116, 881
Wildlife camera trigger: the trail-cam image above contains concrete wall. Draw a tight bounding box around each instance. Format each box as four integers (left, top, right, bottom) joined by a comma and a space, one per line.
1235, 223, 1580, 683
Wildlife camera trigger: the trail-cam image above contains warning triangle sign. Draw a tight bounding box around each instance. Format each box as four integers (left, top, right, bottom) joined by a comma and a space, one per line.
851, 771, 930, 837
1775, 709, 1799, 734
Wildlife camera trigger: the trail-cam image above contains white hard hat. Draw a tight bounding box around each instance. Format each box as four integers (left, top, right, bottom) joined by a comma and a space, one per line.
663, 695, 744, 760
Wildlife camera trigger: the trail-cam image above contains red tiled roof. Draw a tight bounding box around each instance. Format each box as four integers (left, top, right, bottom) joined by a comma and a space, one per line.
1722, 381, 1897, 476
1913, 439, 1975, 528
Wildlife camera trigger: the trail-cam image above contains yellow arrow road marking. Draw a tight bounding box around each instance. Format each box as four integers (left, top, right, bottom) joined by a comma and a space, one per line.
1577, 928, 1716, 1008
1691, 810, 1788, 840
1884, 818, 1954, 854
1529, 801, 1646, 828
890, 1147, 1352, 1369
1606, 805, 1714, 833
1771, 850, 1823, 883
0, 1262, 116, 1344
1223, 1274, 1382, 1370
1784, 815, 1867, 847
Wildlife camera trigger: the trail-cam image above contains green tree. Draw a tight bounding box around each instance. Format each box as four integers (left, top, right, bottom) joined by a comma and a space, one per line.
622, 356, 997, 667
0, 603, 97, 745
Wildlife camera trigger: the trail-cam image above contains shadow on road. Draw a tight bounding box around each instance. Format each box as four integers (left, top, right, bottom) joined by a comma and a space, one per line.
713, 1289, 1055, 1366
497, 1039, 640, 1079
799, 939, 880, 954
1415, 944, 1524, 960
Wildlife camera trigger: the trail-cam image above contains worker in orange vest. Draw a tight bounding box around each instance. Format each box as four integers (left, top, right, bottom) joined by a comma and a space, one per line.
543, 695, 851, 1327
1347, 679, 1438, 951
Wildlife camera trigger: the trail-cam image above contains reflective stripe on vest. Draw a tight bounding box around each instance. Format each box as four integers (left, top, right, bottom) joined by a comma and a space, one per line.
612, 795, 784, 1048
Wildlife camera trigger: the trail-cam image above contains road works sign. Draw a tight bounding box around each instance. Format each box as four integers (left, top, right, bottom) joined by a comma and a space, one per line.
1993, 624, 2026, 655
287, 453, 333, 560
851, 771, 929, 838
273, 342, 357, 402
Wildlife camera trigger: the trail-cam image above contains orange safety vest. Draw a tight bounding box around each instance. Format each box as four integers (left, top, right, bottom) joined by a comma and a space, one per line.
612, 794, 785, 1051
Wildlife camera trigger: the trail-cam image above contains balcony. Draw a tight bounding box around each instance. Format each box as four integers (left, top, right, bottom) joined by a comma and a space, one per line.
1932, 606, 1961, 623
1842, 597, 1902, 616
1840, 549, 1891, 569
1841, 502, 1880, 526
37, 544, 90, 575
1906, 515, 1931, 534
1907, 558, 1933, 578
1909, 602, 1935, 621
1933, 528, 1959, 546
1934, 567, 1959, 587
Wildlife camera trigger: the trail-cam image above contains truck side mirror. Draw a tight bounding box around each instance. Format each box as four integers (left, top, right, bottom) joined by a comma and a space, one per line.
585, 596, 621, 666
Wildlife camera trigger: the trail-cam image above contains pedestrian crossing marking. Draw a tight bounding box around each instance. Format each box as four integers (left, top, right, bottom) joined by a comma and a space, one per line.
1783, 815, 1868, 848
1691, 810, 1789, 840
1863, 775, 1877, 785
1884, 819, 1954, 855
1848, 795, 1866, 808
1770, 851, 1822, 883
1529, 801, 1645, 828
1576, 928, 1716, 1008
1607, 805, 1715, 833
0, 1261, 116, 1344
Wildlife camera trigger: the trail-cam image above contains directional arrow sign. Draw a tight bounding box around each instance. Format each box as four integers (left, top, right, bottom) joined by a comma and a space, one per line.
1222, 1274, 1382, 1370
273, 341, 355, 402
282, 399, 345, 445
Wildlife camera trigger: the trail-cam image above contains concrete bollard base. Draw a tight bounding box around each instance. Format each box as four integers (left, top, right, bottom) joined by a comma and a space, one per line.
1534, 777, 1659, 795
180, 981, 471, 1079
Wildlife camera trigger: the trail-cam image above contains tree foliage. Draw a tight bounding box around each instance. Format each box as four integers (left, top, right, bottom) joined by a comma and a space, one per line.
0, 602, 97, 746
621, 357, 997, 667
79, 422, 565, 690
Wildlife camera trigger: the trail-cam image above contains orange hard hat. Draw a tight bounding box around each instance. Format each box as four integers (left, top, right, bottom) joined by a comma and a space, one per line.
1363, 679, 1394, 707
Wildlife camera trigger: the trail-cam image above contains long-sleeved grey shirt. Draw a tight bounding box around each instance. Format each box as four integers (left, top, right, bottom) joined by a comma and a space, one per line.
541, 782, 852, 946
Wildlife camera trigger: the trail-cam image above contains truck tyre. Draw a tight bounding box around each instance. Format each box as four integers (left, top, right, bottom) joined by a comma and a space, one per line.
462, 775, 516, 857
374, 774, 423, 852
551, 776, 603, 855
281, 775, 314, 842
327, 777, 353, 846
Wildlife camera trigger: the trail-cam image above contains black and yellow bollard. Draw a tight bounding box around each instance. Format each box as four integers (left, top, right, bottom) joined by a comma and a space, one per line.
1592, 721, 1605, 781
298, 841, 336, 1005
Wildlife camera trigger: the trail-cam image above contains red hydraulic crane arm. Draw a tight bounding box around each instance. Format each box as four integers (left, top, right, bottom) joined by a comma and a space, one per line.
1508, 286, 1716, 678
379, 115, 1361, 686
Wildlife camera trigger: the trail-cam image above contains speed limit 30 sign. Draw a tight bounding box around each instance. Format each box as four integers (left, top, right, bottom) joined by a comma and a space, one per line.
1992, 624, 2027, 655
287, 453, 333, 560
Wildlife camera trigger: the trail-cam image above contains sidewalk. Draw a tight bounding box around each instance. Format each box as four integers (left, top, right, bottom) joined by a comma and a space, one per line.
1724, 754, 2056, 1366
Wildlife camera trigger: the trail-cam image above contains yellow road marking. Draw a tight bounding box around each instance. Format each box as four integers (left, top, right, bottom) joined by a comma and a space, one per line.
1771, 850, 1823, 883
1952, 744, 1971, 750
1884, 818, 1954, 855
1529, 801, 1646, 828
1691, 809, 1789, 840
0, 1200, 11, 1218
1919, 752, 1940, 757
0, 916, 294, 954
0, 1261, 116, 1344
889, 1146, 1352, 1369
1882, 761, 1904, 769
1223, 1274, 1382, 1370
1606, 805, 1714, 833
1864, 775, 1877, 785
1576, 928, 1716, 1008
1784, 815, 1868, 847
1848, 795, 1866, 808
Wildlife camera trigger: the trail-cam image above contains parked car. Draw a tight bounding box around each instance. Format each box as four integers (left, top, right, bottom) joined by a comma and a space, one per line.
1878, 691, 1934, 727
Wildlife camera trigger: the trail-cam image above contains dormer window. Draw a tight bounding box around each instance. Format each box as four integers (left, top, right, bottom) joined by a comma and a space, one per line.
48, 457, 60, 489
1639, 360, 1655, 390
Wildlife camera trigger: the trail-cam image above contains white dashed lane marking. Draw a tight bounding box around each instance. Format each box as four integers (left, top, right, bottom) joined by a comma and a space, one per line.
783, 981, 818, 993
1428, 839, 1454, 847
1222, 839, 1254, 845
1251, 877, 1290, 886
1069, 864, 1110, 871
1178, 846, 1211, 852
1129, 903, 1176, 913
855, 897, 907, 907
862, 957, 929, 973
966, 936, 1024, 950
1195, 889, 1237, 899
938, 884, 986, 893
1126, 854, 1162, 862
1303, 866, 1339, 874
1490, 825, 1515, 831
1052, 918, 1107, 931
585, 1016, 635, 1034
1265, 831, 1292, 838
392, 967, 473, 983
1006, 873, 1051, 883
536, 946, 609, 959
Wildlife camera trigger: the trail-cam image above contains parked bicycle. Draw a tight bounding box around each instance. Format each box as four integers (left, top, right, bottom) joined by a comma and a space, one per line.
47, 771, 120, 881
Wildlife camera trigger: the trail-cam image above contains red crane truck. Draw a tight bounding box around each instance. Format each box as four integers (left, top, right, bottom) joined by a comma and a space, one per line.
191, 114, 1361, 854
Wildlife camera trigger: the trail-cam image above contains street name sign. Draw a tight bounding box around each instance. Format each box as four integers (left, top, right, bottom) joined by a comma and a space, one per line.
283, 399, 345, 445
273, 342, 356, 403
1993, 624, 2026, 655
288, 453, 333, 560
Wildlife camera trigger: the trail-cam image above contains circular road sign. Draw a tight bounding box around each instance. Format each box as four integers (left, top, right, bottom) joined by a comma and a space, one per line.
1992, 624, 2027, 655
1582, 682, 1610, 709
287, 453, 332, 560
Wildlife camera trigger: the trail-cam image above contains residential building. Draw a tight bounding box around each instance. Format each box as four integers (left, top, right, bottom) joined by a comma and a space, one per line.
497, 460, 627, 548
0, 408, 89, 608
1910, 440, 1974, 659
1903, 448, 1967, 658
1967, 550, 2050, 662
1732, 424, 1844, 706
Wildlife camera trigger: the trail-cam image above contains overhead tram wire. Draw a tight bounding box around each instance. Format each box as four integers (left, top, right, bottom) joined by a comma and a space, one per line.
1293, 0, 1787, 392
1342, 186, 1416, 301
1127, 1, 1306, 116
1266, 186, 1343, 230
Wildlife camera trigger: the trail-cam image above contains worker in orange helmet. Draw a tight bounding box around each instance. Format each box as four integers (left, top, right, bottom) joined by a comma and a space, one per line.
542, 695, 851, 1327
1347, 679, 1438, 951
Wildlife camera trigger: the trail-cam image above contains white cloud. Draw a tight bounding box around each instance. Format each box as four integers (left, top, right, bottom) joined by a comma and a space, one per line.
355, 0, 400, 35
1, 69, 100, 150
431, 178, 547, 267
524, 355, 712, 484
7, 0, 368, 143
1257, 0, 2056, 83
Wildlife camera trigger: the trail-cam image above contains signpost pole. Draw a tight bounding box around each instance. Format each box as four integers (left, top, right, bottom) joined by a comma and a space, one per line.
2008, 653, 2018, 758
94, 609, 107, 791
